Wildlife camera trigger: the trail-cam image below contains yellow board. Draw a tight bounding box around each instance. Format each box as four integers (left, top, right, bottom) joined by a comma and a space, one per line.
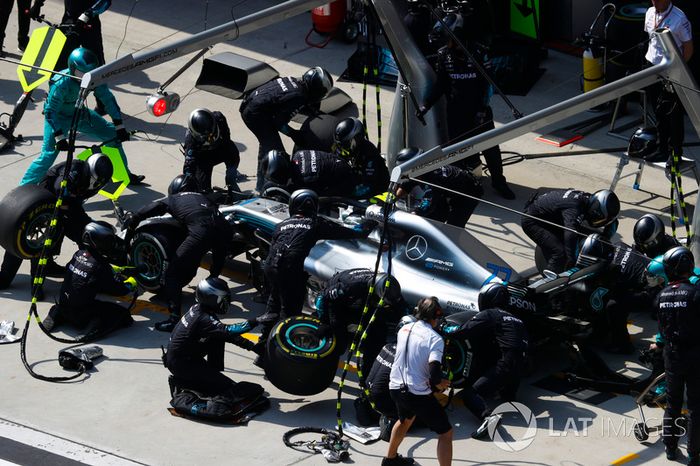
77, 146, 130, 200
17, 25, 67, 92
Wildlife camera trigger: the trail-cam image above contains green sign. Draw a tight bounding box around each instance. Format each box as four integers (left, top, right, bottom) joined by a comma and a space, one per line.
510, 0, 540, 39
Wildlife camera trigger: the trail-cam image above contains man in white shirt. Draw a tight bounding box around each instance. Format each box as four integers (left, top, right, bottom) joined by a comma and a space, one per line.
644, 0, 693, 161
384, 297, 452, 466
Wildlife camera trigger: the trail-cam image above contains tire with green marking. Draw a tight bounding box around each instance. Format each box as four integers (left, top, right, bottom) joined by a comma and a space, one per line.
0, 185, 58, 259
264, 315, 340, 396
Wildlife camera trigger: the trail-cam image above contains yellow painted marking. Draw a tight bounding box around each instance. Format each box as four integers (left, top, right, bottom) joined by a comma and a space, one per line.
17, 26, 66, 92
610, 453, 640, 465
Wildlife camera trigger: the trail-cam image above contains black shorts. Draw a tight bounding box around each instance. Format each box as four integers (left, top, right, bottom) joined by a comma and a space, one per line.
390, 389, 451, 435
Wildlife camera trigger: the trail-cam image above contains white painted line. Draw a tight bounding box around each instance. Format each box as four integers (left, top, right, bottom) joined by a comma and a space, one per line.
0, 459, 21, 466
0, 418, 144, 466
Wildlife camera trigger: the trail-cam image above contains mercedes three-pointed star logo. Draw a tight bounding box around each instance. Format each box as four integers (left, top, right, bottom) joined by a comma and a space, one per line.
405, 235, 428, 261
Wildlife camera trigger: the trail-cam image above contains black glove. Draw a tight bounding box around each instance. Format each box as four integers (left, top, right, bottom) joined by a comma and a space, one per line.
314, 324, 333, 339
55, 138, 69, 151
29, 2, 42, 20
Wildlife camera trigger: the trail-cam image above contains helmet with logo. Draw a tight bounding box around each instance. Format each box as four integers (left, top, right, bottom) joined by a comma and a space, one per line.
633, 214, 665, 253
302, 66, 333, 101
82, 221, 117, 260
628, 127, 659, 160
195, 277, 231, 314
288, 189, 318, 217
68, 47, 100, 76
586, 189, 620, 228
478, 282, 508, 310
188, 108, 220, 145
663, 246, 695, 281
333, 117, 365, 159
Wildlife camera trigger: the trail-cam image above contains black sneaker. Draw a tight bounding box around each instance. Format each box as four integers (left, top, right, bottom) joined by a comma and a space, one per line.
154, 315, 178, 333
128, 173, 146, 185
666, 446, 678, 461
492, 180, 515, 200
18, 37, 28, 52
472, 413, 502, 440
381, 454, 414, 466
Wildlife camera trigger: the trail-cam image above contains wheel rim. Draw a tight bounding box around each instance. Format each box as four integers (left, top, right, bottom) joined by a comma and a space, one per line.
285, 323, 325, 353
132, 241, 163, 282
443, 339, 466, 381
25, 212, 53, 250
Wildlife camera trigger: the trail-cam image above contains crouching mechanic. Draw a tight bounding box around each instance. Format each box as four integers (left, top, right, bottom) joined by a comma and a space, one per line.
653, 246, 700, 465
386, 297, 452, 466
453, 282, 529, 440
315, 270, 409, 376
182, 108, 241, 197
20, 47, 143, 186
0, 155, 113, 296
43, 221, 135, 334
165, 277, 258, 396
522, 188, 620, 273
123, 178, 233, 332
255, 189, 374, 365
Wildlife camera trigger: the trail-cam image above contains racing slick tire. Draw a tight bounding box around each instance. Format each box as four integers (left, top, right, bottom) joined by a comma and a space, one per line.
129, 228, 182, 292
0, 185, 57, 259
264, 315, 340, 396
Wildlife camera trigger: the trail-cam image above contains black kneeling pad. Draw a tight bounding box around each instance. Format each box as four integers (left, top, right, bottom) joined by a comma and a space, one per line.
169, 381, 269, 424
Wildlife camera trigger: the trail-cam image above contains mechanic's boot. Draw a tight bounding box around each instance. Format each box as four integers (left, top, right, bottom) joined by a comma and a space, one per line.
666, 445, 679, 461
128, 172, 146, 185
42, 305, 62, 332
472, 413, 502, 440
155, 314, 179, 333
252, 341, 266, 368
492, 180, 515, 200
17, 36, 28, 52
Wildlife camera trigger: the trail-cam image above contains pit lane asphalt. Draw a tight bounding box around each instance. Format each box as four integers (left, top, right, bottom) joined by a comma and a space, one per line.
0, 0, 698, 464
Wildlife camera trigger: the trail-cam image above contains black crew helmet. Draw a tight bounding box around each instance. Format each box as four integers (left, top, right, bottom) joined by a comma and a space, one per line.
634, 214, 665, 253
86, 154, 113, 191
188, 108, 220, 145
302, 67, 333, 101
429, 12, 464, 46
395, 147, 422, 164
333, 117, 365, 159
662, 246, 695, 281
577, 233, 614, 263
262, 150, 291, 185
288, 189, 318, 217
195, 277, 231, 314
586, 189, 620, 228
478, 282, 509, 310
628, 127, 659, 160
373, 273, 404, 306
82, 221, 117, 259
168, 174, 194, 195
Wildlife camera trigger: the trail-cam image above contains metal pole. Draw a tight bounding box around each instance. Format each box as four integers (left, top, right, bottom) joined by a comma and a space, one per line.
81, 0, 326, 90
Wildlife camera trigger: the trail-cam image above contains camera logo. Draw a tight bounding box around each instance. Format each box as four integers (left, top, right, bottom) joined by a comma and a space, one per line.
488, 402, 538, 452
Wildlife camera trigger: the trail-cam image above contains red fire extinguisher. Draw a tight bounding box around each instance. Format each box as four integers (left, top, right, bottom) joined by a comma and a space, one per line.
307, 0, 347, 48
